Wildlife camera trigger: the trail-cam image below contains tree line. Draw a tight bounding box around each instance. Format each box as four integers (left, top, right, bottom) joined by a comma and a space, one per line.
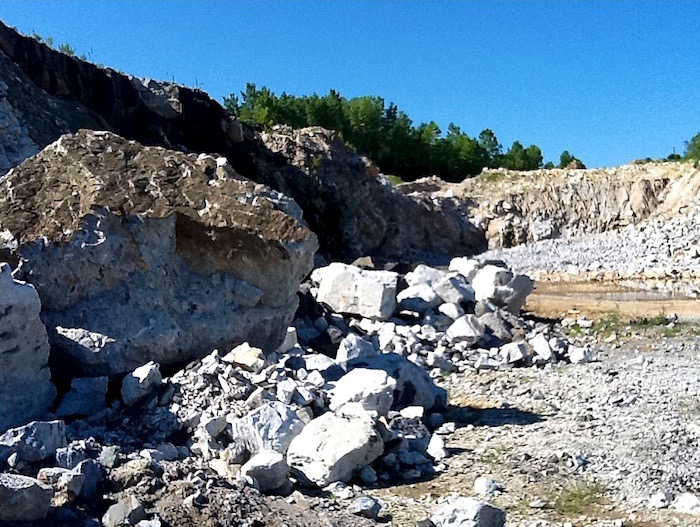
224, 85, 582, 183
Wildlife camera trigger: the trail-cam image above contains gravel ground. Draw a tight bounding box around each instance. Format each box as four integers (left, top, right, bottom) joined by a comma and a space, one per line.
484, 209, 700, 296
369, 329, 700, 526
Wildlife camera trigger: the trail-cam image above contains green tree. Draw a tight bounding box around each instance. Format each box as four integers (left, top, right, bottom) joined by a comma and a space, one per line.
685, 132, 700, 160
558, 150, 574, 168
477, 129, 502, 167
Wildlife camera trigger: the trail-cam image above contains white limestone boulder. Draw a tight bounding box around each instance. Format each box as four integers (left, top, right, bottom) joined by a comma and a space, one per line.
446, 315, 485, 346
287, 403, 384, 487
431, 496, 506, 527
312, 263, 398, 320
471, 265, 534, 314
240, 450, 289, 492
0, 263, 55, 433
329, 368, 396, 417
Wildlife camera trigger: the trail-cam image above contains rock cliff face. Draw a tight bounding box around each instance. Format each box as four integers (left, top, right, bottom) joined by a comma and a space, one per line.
0, 21, 481, 263
454, 162, 700, 248
0, 130, 317, 376
254, 126, 485, 262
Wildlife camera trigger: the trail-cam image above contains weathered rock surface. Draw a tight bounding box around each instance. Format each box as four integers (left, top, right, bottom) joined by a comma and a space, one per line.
456, 162, 700, 249
0, 420, 66, 463
328, 368, 396, 416
0, 22, 484, 263
0, 130, 317, 375
0, 473, 53, 522
256, 126, 485, 262
240, 450, 289, 492
0, 263, 55, 432
0, 20, 243, 177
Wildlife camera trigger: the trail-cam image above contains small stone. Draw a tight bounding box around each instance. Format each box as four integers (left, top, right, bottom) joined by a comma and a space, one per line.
347, 496, 382, 519
222, 343, 266, 373
99, 445, 122, 468
499, 342, 530, 364
474, 476, 502, 497
427, 434, 448, 462
102, 495, 148, 527
359, 465, 378, 485
569, 346, 593, 364
121, 362, 162, 406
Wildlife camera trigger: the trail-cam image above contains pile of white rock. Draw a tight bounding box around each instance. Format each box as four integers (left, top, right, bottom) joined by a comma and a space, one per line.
0, 257, 585, 525
300, 257, 591, 373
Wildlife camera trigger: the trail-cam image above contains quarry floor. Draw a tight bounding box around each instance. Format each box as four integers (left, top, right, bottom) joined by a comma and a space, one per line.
370, 287, 700, 527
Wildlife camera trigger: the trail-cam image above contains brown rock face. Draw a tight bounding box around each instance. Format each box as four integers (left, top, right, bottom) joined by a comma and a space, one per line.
253, 126, 485, 262
0, 130, 317, 376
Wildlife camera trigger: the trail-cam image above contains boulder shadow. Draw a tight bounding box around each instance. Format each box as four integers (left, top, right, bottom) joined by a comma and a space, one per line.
442, 403, 544, 428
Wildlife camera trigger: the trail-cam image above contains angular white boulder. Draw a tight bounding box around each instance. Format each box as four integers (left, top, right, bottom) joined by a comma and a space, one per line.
405, 265, 447, 287
448, 257, 480, 282
0, 263, 56, 433
433, 273, 476, 304
347, 353, 447, 411
528, 333, 555, 362
313, 263, 398, 320
397, 284, 442, 313
446, 315, 485, 346
499, 342, 531, 364
0, 473, 52, 522
240, 449, 289, 492
329, 368, 396, 417
336, 333, 378, 364
471, 265, 533, 314
229, 401, 305, 455
287, 404, 384, 487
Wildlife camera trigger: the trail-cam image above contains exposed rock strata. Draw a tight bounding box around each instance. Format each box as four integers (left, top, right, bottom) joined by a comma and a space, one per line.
0, 130, 317, 375
455, 162, 700, 248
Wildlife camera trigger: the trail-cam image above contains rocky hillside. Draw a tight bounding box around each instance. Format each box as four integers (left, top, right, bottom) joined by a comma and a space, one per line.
0, 21, 483, 263
456, 162, 700, 248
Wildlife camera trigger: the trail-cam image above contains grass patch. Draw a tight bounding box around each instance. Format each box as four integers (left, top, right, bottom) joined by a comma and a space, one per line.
554, 481, 605, 515
479, 171, 507, 183
386, 174, 405, 186
566, 311, 698, 339
478, 444, 511, 465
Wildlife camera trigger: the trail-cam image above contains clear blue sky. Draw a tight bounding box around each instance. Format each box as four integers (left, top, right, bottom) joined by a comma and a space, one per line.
1, 1, 698, 168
